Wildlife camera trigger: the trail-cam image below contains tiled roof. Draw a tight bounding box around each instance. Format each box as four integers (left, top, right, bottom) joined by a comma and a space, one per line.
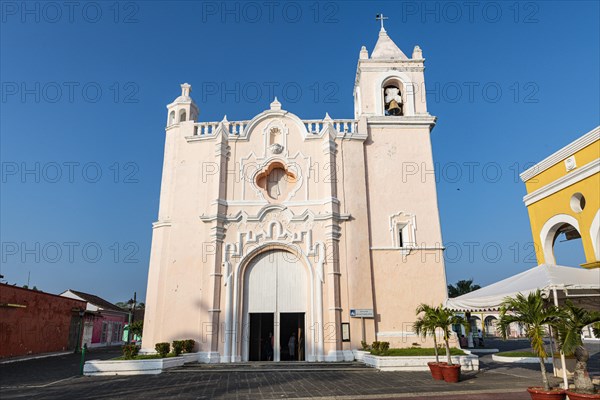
68, 289, 127, 313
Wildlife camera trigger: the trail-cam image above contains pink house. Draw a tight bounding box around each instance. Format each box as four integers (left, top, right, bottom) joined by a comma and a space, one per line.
60, 289, 129, 348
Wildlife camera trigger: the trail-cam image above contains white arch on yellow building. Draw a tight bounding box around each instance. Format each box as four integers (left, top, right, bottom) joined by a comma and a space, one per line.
539, 214, 581, 265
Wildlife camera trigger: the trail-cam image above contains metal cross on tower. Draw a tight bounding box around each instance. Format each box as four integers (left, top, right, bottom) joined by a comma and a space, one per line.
376, 13, 388, 30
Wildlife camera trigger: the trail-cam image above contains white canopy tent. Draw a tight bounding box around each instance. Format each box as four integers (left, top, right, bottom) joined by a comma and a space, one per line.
445, 264, 600, 389
446, 264, 600, 312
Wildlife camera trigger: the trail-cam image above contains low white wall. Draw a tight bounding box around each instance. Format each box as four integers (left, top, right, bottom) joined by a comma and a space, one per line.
84, 352, 202, 376
492, 354, 552, 364
84, 357, 185, 376
466, 348, 499, 354
352, 350, 369, 362
182, 353, 199, 364
362, 354, 479, 372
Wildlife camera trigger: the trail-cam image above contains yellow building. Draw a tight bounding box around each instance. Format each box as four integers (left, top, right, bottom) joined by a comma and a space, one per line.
520, 126, 600, 269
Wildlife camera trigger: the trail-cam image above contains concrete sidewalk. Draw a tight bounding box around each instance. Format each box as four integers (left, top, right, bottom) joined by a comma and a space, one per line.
0, 346, 122, 388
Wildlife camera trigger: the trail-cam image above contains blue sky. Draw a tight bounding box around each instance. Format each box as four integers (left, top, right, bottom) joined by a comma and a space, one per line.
1, 1, 598, 302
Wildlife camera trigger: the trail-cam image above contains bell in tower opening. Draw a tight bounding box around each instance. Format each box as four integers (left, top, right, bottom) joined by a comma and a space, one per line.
384, 85, 403, 116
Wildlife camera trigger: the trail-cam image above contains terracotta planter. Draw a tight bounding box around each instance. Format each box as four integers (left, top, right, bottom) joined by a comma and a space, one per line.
440, 363, 461, 383
565, 391, 600, 400
427, 362, 445, 380
526, 387, 566, 400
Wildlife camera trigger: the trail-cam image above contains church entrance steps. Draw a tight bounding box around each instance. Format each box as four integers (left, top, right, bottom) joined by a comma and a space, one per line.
170, 361, 370, 373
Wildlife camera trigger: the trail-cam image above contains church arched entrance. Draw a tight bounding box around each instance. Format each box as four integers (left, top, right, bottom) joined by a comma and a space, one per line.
242, 249, 307, 362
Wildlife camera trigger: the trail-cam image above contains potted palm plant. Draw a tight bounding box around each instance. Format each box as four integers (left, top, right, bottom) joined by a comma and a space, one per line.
498, 290, 565, 400
431, 306, 467, 383
413, 304, 444, 380
554, 301, 600, 400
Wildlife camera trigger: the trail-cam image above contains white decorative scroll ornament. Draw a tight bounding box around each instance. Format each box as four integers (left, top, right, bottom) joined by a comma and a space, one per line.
269, 143, 284, 154
218, 205, 333, 363
264, 122, 288, 158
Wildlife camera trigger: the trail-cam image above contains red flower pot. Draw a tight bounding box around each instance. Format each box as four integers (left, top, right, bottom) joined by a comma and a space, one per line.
427, 362, 445, 380
565, 391, 600, 400
439, 363, 461, 383
526, 387, 566, 400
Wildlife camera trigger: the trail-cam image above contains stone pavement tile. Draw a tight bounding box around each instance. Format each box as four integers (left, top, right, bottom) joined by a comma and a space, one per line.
0, 366, 564, 400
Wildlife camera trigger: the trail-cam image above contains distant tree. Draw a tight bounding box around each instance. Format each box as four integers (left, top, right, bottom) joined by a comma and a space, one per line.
130, 320, 143, 337
115, 302, 129, 310
116, 301, 145, 310
447, 279, 481, 298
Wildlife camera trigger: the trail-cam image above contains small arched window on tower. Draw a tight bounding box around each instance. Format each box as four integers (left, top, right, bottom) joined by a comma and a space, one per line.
179, 110, 187, 122
169, 111, 175, 126
390, 212, 416, 249
383, 81, 403, 116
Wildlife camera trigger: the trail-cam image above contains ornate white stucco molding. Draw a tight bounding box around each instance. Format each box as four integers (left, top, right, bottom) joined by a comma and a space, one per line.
389, 212, 417, 255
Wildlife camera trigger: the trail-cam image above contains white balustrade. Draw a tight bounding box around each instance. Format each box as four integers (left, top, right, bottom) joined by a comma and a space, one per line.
194, 119, 357, 137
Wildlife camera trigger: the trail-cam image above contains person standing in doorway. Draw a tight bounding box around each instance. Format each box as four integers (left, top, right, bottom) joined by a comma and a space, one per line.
288, 332, 296, 361
298, 331, 305, 361
477, 329, 484, 347
265, 333, 273, 361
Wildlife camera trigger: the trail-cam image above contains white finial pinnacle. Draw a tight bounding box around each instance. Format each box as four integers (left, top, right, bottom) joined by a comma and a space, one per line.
221, 115, 228, 123
412, 45, 423, 59
181, 83, 191, 97
324, 112, 332, 121
270, 97, 282, 111
376, 13, 388, 31
360, 45, 369, 59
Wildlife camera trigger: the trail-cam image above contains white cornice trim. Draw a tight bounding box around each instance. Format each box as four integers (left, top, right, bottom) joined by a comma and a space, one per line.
523, 158, 600, 206
520, 126, 600, 182
370, 246, 445, 251
367, 115, 436, 127
218, 198, 340, 207
376, 331, 419, 338
152, 220, 172, 229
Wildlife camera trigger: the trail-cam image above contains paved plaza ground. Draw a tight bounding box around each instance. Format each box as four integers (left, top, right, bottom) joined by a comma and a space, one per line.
1, 339, 598, 400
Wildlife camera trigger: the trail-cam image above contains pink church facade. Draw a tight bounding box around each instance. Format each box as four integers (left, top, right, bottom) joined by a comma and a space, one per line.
142, 28, 448, 362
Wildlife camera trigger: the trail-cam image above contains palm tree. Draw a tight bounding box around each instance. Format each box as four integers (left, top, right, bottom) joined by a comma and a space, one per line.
554, 301, 600, 394
413, 304, 440, 363
498, 291, 559, 391
415, 305, 466, 365
447, 279, 481, 298
431, 307, 467, 365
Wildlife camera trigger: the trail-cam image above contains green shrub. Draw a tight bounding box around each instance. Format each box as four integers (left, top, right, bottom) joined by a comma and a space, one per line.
172, 340, 184, 356
155, 342, 170, 357
360, 340, 370, 351
183, 339, 195, 353
370, 341, 390, 355
122, 344, 139, 359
